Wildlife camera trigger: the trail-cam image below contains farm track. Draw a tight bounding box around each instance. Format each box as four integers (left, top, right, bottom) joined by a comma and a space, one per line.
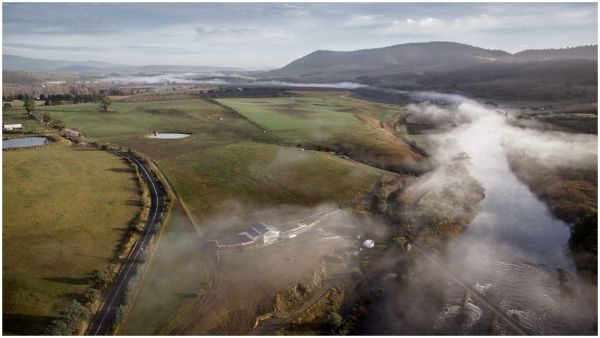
87, 150, 166, 335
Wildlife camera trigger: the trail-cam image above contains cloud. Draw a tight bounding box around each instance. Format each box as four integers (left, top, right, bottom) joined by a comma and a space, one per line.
378, 9, 597, 36
234, 4, 309, 18
343, 14, 382, 27
195, 26, 291, 42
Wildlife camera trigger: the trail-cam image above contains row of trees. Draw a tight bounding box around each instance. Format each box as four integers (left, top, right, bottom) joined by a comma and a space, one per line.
4, 96, 112, 115
2, 84, 157, 102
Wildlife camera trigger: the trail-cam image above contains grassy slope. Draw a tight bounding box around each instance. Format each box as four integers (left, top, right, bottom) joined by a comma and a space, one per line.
37, 99, 261, 160
159, 142, 396, 221
217, 95, 402, 142
3, 145, 140, 335
216, 94, 423, 171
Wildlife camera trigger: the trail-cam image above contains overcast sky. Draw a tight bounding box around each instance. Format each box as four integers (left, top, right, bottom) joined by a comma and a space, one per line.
3, 2, 598, 69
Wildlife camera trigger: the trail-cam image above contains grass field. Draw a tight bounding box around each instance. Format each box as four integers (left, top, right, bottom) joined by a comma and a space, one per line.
3, 144, 140, 335
119, 206, 211, 335
37, 99, 261, 160
37, 94, 423, 172
217, 94, 424, 172
159, 142, 396, 222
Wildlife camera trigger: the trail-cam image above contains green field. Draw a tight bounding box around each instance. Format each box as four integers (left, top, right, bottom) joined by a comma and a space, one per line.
217, 95, 402, 144
216, 94, 423, 171
159, 142, 396, 221
3, 144, 140, 335
37, 94, 422, 170
37, 99, 261, 160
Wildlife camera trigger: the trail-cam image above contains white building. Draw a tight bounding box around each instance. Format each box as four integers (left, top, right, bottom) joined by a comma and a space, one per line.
3, 124, 22, 131
240, 222, 281, 246
363, 239, 375, 248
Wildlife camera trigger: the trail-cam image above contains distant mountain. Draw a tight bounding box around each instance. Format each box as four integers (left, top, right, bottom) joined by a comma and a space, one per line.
264, 42, 513, 80
514, 45, 597, 62
56, 65, 102, 73
262, 42, 598, 102
3, 54, 122, 72
263, 42, 598, 81
2, 54, 243, 74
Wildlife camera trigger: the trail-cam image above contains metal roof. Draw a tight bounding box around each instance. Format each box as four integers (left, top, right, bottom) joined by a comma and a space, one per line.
251, 222, 280, 234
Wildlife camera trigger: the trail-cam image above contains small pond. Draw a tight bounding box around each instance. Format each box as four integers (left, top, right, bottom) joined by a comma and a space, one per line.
3, 136, 52, 149
147, 133, 191, 139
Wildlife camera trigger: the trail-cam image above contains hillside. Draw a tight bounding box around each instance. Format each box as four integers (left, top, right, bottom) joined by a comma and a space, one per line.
365, 59, 598, 102
265, 42, 597, 81
2, 54, 121, 72
3, 54, 243, 74
264, 42, 513, 80
514, 45, 597, 61
262, 42, 598, 102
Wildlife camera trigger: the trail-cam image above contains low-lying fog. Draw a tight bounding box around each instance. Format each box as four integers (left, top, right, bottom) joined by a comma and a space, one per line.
370, 92, 597, 335
92, 72, 368, 89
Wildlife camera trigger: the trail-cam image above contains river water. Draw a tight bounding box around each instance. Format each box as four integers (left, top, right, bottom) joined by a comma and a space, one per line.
432, 102, 597, 334
353, 93, 596, 335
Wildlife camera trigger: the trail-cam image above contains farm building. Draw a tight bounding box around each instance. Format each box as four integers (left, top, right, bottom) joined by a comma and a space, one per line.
3, 124, 22, 131
216, 208, 340, 251
239, 222, 281, 246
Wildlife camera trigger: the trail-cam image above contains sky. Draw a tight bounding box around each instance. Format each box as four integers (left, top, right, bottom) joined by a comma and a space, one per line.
2, 2, 598, 69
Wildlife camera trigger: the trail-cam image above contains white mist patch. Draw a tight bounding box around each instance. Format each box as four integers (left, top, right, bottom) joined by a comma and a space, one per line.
409, 93, 598, 334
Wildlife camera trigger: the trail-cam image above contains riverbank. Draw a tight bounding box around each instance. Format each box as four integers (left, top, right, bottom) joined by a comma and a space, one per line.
507, 150, 597, 277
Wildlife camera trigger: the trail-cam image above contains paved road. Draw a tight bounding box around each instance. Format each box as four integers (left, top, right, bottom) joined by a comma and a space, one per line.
87, 150, 166, 335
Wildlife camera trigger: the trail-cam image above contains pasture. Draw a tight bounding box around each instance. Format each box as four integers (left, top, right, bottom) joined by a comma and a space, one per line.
217, 94, 424, 172
3, 144, 140, 334
37, 99, 261, 160
159, 142, 397, 223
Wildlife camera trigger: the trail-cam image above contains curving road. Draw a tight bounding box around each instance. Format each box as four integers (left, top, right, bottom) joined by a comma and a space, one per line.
87, 150, 166, 335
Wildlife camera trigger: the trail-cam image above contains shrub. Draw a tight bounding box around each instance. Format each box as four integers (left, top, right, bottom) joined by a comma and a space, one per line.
92, 268, 110, 288
83, 288, 100, 305
46, 320, 71, 335
392, 236, 409, 250
46, 300, 88, 335
327, 312, 344, 330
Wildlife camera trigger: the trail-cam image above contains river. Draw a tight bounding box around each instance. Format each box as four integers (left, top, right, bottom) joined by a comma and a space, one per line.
353, 93, 597, 335
434, 105, 597, 335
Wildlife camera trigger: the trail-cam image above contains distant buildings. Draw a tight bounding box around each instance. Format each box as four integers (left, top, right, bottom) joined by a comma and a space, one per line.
3, 124, 22, 131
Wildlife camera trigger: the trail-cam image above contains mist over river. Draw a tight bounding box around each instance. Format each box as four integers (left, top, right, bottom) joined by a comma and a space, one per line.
355, 92, 597, 335
435, 103, 597, 334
